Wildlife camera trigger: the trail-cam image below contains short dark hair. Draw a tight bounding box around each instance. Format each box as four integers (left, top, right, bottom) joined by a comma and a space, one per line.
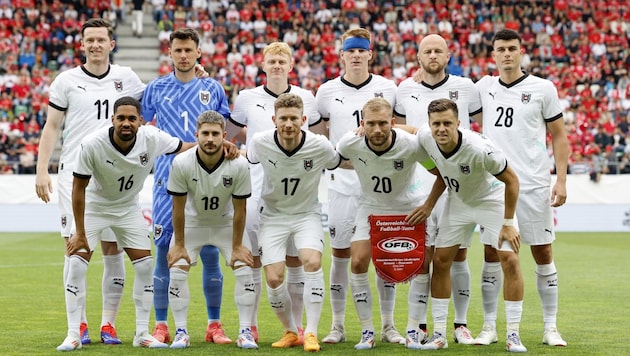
492, 29, 522, 46
114, 96, 142, 115
427, 98, 459, 117
170, 28, 200, 47
81, 18, 114, 40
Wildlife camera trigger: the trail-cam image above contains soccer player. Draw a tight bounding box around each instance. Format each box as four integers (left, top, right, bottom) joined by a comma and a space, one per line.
394, 33, 482, 346
227, 41, 325, 343
246, 93, 341, 352
57, 96, 193, 351
166, 110, 258, 349
475, 29, 569, 347
141, 28, 232, 345
335, 97, 444, 350
412, 98, 526, 352
315, 27, 403, 345
35, 18, 144, 346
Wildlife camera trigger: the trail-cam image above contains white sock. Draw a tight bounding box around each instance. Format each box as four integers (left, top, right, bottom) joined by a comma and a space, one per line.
286, 266, 304, 328
303, 269, 324, 336
505, 300, 523, 334
101, 252, 125, 327
168, 267, 189, 331
451, 260, 470, 325
251, 267, 262, 327
350, 272, 374, 331
329, 256, 349, 328
407, 273, 429, 331
480, 261, 502, 328
536, 262, 558, 329
66, 255, 89, 336
234, 266, 255, 331
431, 298, 449, 335
267, 282, 296, 332
132, 256, 153, 335
376, 274, 396, 328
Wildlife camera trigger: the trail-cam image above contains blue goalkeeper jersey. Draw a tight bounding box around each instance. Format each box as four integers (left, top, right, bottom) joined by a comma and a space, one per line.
142, 73, 231, 197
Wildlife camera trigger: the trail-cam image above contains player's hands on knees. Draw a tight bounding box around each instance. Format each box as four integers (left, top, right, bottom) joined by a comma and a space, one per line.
167, 245, 191, 268
35, 173, 53, 203
231, 245, 254, 268
405, 205, 432, 225
223, 140, 240, 160
67, 233, 90, 256
498, 226, 521, 254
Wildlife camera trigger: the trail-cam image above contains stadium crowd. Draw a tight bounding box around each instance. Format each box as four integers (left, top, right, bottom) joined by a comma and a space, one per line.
0, 0, 629, 175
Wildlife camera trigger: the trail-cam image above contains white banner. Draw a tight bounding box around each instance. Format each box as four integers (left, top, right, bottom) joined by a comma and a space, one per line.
0, 174, 628, 232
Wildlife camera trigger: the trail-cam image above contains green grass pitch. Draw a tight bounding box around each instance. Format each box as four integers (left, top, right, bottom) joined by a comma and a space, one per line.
1, 232, 629, 355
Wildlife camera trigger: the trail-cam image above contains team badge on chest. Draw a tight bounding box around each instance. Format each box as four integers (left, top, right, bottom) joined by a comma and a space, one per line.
139, 153, 149, 166
304, 159, 313, 171
521, 92, 532, 104
460, 164, 471, 175
199, 91, 210, 105
114, 80, 123, 92
222, 175, 233, 187
394, 160, 404, 171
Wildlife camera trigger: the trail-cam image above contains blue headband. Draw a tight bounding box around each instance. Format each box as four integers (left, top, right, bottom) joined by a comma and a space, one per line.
343, 37, 370, 51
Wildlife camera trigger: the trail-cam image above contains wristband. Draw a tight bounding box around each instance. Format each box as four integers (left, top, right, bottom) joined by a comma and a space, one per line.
503, 218, 514, 227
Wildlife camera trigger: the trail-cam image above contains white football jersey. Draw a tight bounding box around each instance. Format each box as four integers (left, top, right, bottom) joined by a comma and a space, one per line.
416, 128, 508, 205
48, 65, 145, 169
316, 74, 397, 195
336, 128, 432, 207
74, 125, 181, 213
230, 84, 321, 199
247, 130, 340, 215
476, 74, 563, 190
394, 74, 482, 129
167, 149, 251, 227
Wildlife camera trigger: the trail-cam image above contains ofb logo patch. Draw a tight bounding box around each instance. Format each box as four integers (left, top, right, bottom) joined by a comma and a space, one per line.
304, 159, 313, 171
222, 175, 233, 187
460, 164, 471, 175
154, 224, 163, 239
394, 160, 404, 171
114, 80, 123, 92
61, 215, 67, 228
199, 91, 210, 105
449, 90, 459, 100
139, 153, 149, 166
521, 92, 532, 104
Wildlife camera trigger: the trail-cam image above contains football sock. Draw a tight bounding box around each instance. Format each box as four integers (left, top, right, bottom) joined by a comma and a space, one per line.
153, 244, 170, 322
431, 297, 449, 335
350, 272, 374, 331
480, 261, 502, 328
407, 273, 429, 331
132, 256, 153, 335
168, 267, 189, 331
536, 262, 558, 329
286, 265, 305, 328
267, 282, 296, 332
102, 252, 125, 327
251, 267, 262, 327
329, 256, 349, 328
304, 268, 324, 335
451, 260, 471, 326
200, 245, 223, 321
66, 255, 89, 336
234, 266, 255, 331
376, 274, 396, 328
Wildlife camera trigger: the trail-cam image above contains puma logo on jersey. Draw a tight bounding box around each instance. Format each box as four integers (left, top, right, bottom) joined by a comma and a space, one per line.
106, 159, 115, 166
268, 159, 278, 167
335, 97, 345, 104
192, 178, 198, 182
77, 85, 86, 92
164, 96, 173, 102
358, 157, 368, 165
488, 92, 496, 100
256, 104, 266, 111
487, 151, 494, 155
411, 94, 420, 101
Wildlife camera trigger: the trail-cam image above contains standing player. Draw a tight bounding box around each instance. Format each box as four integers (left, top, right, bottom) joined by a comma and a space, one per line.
475, 29, 569, 347
336, 98, 444, 350
57, 96, 193, 351
247, 93, 340, 352
142, 28, 233, 345
413, 98, 526, 352
166, 111, 258, 349
35, 18, 144, 346
315, 28, 403, 345
227, 41, 325, 342
394, 33, 482, 345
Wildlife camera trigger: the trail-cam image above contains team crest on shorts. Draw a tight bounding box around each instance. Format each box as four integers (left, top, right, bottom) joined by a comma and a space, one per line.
61, 215, 67, 228
154, 224, 163, 239
329, 227, 336, 238
449, 90, 459, 100
199, 91, 210, 105
139, 153, 149, 166
521, 92, 532, 104
222, 175, 233, 187
394, 160, 404, 171
460, 164, 471, 175
114, 80, 123, 92
304, 159, 313, 171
